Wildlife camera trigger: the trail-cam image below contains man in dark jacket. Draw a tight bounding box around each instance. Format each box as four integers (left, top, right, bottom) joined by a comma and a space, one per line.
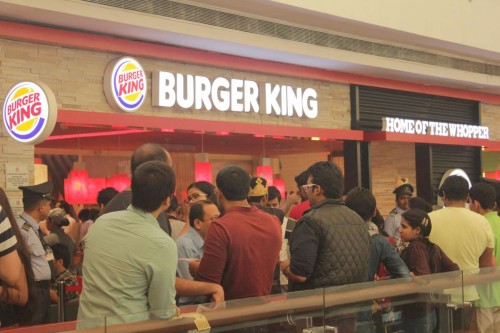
280, 161, 370, 330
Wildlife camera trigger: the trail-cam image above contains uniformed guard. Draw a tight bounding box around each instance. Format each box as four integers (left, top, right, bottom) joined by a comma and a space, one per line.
16, 181, 55, 324
384, 177, 414, 242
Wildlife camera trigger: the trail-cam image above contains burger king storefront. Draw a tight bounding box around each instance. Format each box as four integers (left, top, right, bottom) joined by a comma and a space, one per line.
2, 20, 500, 217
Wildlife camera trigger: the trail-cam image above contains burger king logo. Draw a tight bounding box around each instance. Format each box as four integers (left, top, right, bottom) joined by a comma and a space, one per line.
104, 57, 146, 112
2, 81, 57, 144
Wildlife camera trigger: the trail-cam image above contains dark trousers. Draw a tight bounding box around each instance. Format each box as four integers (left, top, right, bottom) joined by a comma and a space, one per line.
27, 283, 50, 325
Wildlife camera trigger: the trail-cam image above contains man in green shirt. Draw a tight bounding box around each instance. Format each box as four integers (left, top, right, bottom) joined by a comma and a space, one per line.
78, 161, 178, 328
469, 182, 500, 333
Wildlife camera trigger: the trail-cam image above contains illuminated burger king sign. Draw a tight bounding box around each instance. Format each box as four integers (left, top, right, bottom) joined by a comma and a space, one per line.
104, 57, 146, 112
2, 81, 57, 144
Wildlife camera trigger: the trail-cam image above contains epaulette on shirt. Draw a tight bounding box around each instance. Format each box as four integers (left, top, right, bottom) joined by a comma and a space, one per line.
388, 208, 398, 216
22, 222, 32, 232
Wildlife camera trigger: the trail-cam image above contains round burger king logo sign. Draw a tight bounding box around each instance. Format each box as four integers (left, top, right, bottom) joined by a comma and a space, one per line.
2, 81, 57, 144
104, 57, 146, 112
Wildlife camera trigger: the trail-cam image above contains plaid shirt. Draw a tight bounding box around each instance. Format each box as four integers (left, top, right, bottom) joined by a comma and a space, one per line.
50, 269, 78, 301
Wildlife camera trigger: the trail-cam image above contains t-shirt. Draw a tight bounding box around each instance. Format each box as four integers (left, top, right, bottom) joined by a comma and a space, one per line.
0, 205, 17, 257
289, 200, 310, 220
77, 206, 177, 327
195, 205, 282, 300
51, 269, 79, 301
429, 207, 494, 301
477, 211, 500, 308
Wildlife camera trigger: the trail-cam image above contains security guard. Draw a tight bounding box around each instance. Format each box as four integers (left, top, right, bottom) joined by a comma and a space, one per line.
384, 177, 414, 241
16, 181, 55, 324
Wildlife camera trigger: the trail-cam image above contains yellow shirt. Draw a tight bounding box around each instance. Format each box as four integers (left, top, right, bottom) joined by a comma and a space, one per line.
429, 207, 494, 302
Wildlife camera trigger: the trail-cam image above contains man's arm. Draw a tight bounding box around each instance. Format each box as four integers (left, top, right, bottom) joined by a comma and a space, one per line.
175, 278, 224, 303
0, 250, 28, 306
280, 259, 306, 283
195, 222, 227, 284
376, 236, 410, 279
479, 247, 495, 268
147, 242, 178, 319
279, 191, 300, 216
285, 218, 320, 284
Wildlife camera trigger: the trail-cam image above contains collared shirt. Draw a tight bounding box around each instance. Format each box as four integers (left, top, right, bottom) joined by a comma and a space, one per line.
16, 212, 51, 281
176, 227, 204, 280
51, 269, 79, 301
0, 205, 17, 257
384, 206, 406, 240
176, 227, 205, 305
77, 205, 177, 328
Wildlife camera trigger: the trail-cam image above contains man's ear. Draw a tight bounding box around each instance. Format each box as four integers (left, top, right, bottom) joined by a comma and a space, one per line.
193, 219, 202, 231
164, 196, 172, 210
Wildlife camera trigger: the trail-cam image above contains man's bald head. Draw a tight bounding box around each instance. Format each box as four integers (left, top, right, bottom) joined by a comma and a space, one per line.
130, 143, 172, 173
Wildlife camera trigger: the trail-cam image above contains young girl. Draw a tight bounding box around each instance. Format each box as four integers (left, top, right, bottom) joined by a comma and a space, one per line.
399, 208, 459, 333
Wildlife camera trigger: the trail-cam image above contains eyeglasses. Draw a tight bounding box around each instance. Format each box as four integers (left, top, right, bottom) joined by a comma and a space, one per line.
186, 192, 208, 202
301, 184, 317, 191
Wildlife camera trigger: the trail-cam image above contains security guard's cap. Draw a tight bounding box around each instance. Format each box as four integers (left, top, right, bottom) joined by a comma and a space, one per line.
19, 181, 55, 207
393, 177, 414, 197
249, 176, 268, 197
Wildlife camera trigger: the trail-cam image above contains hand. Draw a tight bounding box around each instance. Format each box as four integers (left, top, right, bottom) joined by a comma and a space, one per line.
210, 283, 224, 303
280, 259, 290, 273
285, 191, 301, 205
189, 259, 200, 277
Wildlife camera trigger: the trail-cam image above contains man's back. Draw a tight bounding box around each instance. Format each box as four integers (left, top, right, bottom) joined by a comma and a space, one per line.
78, 207, 177, 327
195, 205, 281, 300
101, 190, 171, 235
288, 199, 370, 292
430, 207, 493, 271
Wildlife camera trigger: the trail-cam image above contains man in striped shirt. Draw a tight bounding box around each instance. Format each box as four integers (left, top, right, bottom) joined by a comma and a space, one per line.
0, 202, 28, 307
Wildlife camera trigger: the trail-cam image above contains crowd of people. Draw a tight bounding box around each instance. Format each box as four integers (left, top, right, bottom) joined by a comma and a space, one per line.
1, 142, 500, 333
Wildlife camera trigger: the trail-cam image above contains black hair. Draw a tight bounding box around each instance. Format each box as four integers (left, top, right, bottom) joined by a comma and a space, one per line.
130, 143, 170, 173
438, 175, 469, 201
402, 208, 432, 238
88, 208, 100, 221
268, 186, 281, 203
402, 208, 442, 274
372, 209, 385, 235
409, 197, 433, 213
294, 170, 308, 187
51, 243, 71, 269
216, 165, 250, 201
345, 187, 376, 222
57, 200, 76, 219
189, 200, 213, 228
165, 195, 179, 214
306, 161, 344, 199
187, 181, 217, 205
131, 161, 176, 213
469, 183, 496, 210
97, 187, 119, 207
78, 208, 90, 222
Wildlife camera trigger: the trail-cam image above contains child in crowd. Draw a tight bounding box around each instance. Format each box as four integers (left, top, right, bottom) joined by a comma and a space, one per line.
399, 208, 459, 333
49, 243, 79, 304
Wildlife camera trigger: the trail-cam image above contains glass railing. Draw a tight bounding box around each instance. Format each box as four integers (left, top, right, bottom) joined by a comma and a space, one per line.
4, 267, 500, 332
